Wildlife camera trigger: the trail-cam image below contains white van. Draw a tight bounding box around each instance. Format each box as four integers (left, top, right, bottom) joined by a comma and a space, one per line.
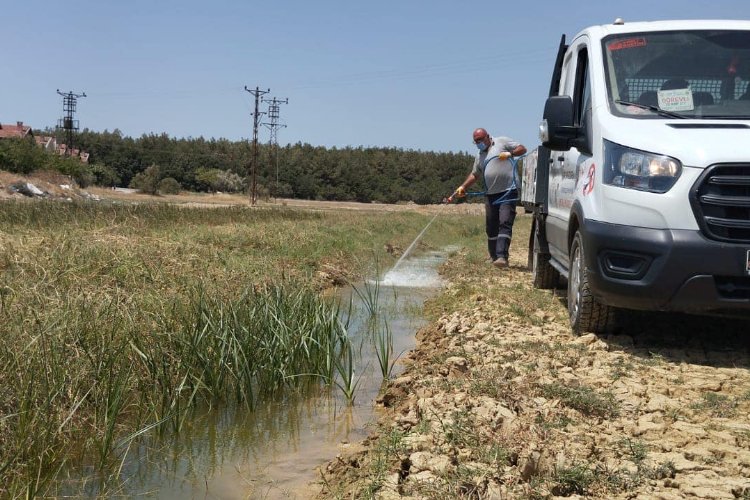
521, 19, 750, 334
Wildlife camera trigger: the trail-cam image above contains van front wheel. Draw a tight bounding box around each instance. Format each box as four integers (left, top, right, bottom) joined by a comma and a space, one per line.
568, 231, 617, 335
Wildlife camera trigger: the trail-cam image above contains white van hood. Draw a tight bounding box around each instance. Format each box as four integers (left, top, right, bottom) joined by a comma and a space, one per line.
599, 115, 750, 167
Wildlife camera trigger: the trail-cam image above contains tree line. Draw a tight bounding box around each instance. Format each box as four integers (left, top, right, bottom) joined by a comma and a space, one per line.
0, 129, 477, 204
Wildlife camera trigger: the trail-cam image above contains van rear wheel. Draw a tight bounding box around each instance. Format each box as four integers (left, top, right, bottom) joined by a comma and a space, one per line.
568, 231, 617, 335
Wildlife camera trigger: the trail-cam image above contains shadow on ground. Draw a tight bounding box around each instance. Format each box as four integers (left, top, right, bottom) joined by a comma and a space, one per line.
603, 311, 750, 369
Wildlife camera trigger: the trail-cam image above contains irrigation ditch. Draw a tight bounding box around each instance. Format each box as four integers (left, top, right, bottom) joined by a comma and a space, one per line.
0, 196, 478, 498
54, 248, 452, 498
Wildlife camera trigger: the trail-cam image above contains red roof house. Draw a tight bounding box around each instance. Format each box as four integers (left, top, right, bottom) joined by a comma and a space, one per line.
0, 121, 33, 139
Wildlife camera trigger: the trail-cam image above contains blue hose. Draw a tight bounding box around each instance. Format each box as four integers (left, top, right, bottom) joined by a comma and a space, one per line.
466, 153, 526, 205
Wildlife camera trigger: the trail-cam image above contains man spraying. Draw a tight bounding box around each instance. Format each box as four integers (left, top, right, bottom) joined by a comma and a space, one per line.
448, 128, 527, 268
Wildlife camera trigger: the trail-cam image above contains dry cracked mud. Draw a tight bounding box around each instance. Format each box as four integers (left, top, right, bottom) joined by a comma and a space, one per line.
318, 224, 750, 499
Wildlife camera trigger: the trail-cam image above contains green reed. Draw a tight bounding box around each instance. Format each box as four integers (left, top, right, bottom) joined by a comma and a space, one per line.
373, 317, 397, 380
1, 283, 350, 496
0, 199, 472, 496
332, 334, 361, 405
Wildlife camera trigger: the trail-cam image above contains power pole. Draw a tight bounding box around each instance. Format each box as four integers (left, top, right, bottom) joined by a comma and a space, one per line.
244, 85, 270, 205
262, 96, 288, 196
56, 89, 86, 153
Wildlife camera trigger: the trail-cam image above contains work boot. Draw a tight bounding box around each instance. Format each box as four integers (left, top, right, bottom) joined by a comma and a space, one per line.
492, 257, 508, 268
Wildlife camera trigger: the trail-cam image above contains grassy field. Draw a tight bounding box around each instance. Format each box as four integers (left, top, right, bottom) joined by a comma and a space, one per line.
0, 199, 479, 497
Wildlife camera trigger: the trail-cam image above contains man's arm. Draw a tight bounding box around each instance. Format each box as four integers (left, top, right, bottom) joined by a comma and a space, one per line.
447, 173, 477, 202
458, 173, 477, 192
498, 144, 527, 160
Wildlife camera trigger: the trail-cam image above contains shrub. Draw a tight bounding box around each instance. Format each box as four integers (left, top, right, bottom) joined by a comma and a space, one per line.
158, 177, 181, 194
129, 164, 161, 194
194, 167, 245, 193
53, 155, 94, 188
90, 163, 121, 187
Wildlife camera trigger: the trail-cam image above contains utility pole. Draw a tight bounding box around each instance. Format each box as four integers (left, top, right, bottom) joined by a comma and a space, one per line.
56, 89, 86, 153
262, 96, 288, 196
244, 85, 270, 205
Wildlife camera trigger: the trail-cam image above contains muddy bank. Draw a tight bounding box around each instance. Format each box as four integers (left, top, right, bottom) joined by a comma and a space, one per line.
318, 241, 750, 499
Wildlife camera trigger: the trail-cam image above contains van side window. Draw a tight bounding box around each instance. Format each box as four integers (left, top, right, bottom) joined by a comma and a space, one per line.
574, 47, 591, 126
560, 52, 574, 96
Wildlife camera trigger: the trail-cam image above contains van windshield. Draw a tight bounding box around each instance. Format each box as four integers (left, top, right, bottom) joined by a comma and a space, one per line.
603, 30, 750, 119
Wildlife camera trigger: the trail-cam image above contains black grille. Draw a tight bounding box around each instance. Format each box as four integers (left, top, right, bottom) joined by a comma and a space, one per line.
691, 164, 750, 243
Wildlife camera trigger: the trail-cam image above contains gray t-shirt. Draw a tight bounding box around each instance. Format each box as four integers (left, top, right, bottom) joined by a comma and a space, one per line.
471, 136, 521, 195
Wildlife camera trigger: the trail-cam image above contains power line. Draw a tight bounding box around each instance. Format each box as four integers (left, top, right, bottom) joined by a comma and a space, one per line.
56, 89, 86, 153
244, 85, 270, 205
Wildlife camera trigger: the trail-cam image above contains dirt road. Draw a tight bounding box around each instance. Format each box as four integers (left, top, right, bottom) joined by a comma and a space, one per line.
319, 228, 750, 499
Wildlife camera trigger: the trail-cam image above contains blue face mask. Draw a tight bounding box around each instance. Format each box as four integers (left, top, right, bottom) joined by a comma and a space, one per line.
476, 141, 488, 152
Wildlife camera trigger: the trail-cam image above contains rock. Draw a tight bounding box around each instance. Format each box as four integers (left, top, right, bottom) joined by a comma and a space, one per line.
518, 450, 543, 481
409, 452, 452, 474
633, 416, 665, 436
645, 394, 678, 412
670, 421, 708, 439
573, 333, 598, 345
402, 434, 432, 452
407, 470, 438, 485
485, 481, 506, 499
445, 356, 468, 377
10, 182, 45, 197
587, 339, 609, 351
396, 411, 420, 429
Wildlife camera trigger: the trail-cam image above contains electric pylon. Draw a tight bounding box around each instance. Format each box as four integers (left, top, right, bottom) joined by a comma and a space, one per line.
56, 89, 86, 153
262, 97, 288, 195
244, 85, 270, 205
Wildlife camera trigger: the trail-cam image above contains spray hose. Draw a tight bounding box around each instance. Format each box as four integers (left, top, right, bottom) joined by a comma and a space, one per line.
445, 153, 526, 205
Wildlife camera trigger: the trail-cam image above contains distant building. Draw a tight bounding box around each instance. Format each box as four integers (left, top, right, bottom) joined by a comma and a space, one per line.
1, 121, 89, 163
35, 135, 57, 152
0, 121, 33, 139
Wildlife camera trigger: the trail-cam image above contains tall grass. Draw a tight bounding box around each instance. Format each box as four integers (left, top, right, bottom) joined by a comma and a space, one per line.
0, 200, 472, 497
2, 281, 353, 496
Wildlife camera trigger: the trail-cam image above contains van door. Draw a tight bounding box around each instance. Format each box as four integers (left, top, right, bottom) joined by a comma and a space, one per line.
547, 37, 592, 269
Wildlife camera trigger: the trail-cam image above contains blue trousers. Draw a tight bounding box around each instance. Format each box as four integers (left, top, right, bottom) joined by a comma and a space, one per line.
485, 190, 517, 261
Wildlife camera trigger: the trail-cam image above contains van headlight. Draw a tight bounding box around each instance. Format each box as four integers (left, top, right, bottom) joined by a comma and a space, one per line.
603, 139, 681, 193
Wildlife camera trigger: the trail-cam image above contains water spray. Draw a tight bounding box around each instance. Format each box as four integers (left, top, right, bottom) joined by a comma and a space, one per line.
388, 153, 525, 276
389, 209, 442, 273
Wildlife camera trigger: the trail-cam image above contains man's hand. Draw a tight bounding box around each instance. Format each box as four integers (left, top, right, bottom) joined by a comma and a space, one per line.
498, 151, 512, 160
445, 186, 464, 204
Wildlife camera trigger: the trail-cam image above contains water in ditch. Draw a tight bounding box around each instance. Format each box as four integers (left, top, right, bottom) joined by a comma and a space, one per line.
61, 248, 449, 499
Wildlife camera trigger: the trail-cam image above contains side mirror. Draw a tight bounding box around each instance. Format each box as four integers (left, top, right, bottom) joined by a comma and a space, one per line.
541, 96, 578, 151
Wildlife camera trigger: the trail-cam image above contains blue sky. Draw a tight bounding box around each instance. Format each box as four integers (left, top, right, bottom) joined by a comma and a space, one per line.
3, 1, 749, 154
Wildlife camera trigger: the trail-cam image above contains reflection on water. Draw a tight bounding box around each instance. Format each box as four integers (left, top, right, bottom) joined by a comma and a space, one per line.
61, 249, 447, 499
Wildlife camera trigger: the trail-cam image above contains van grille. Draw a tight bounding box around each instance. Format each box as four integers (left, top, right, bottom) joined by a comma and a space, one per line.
690, 164, 750, 243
